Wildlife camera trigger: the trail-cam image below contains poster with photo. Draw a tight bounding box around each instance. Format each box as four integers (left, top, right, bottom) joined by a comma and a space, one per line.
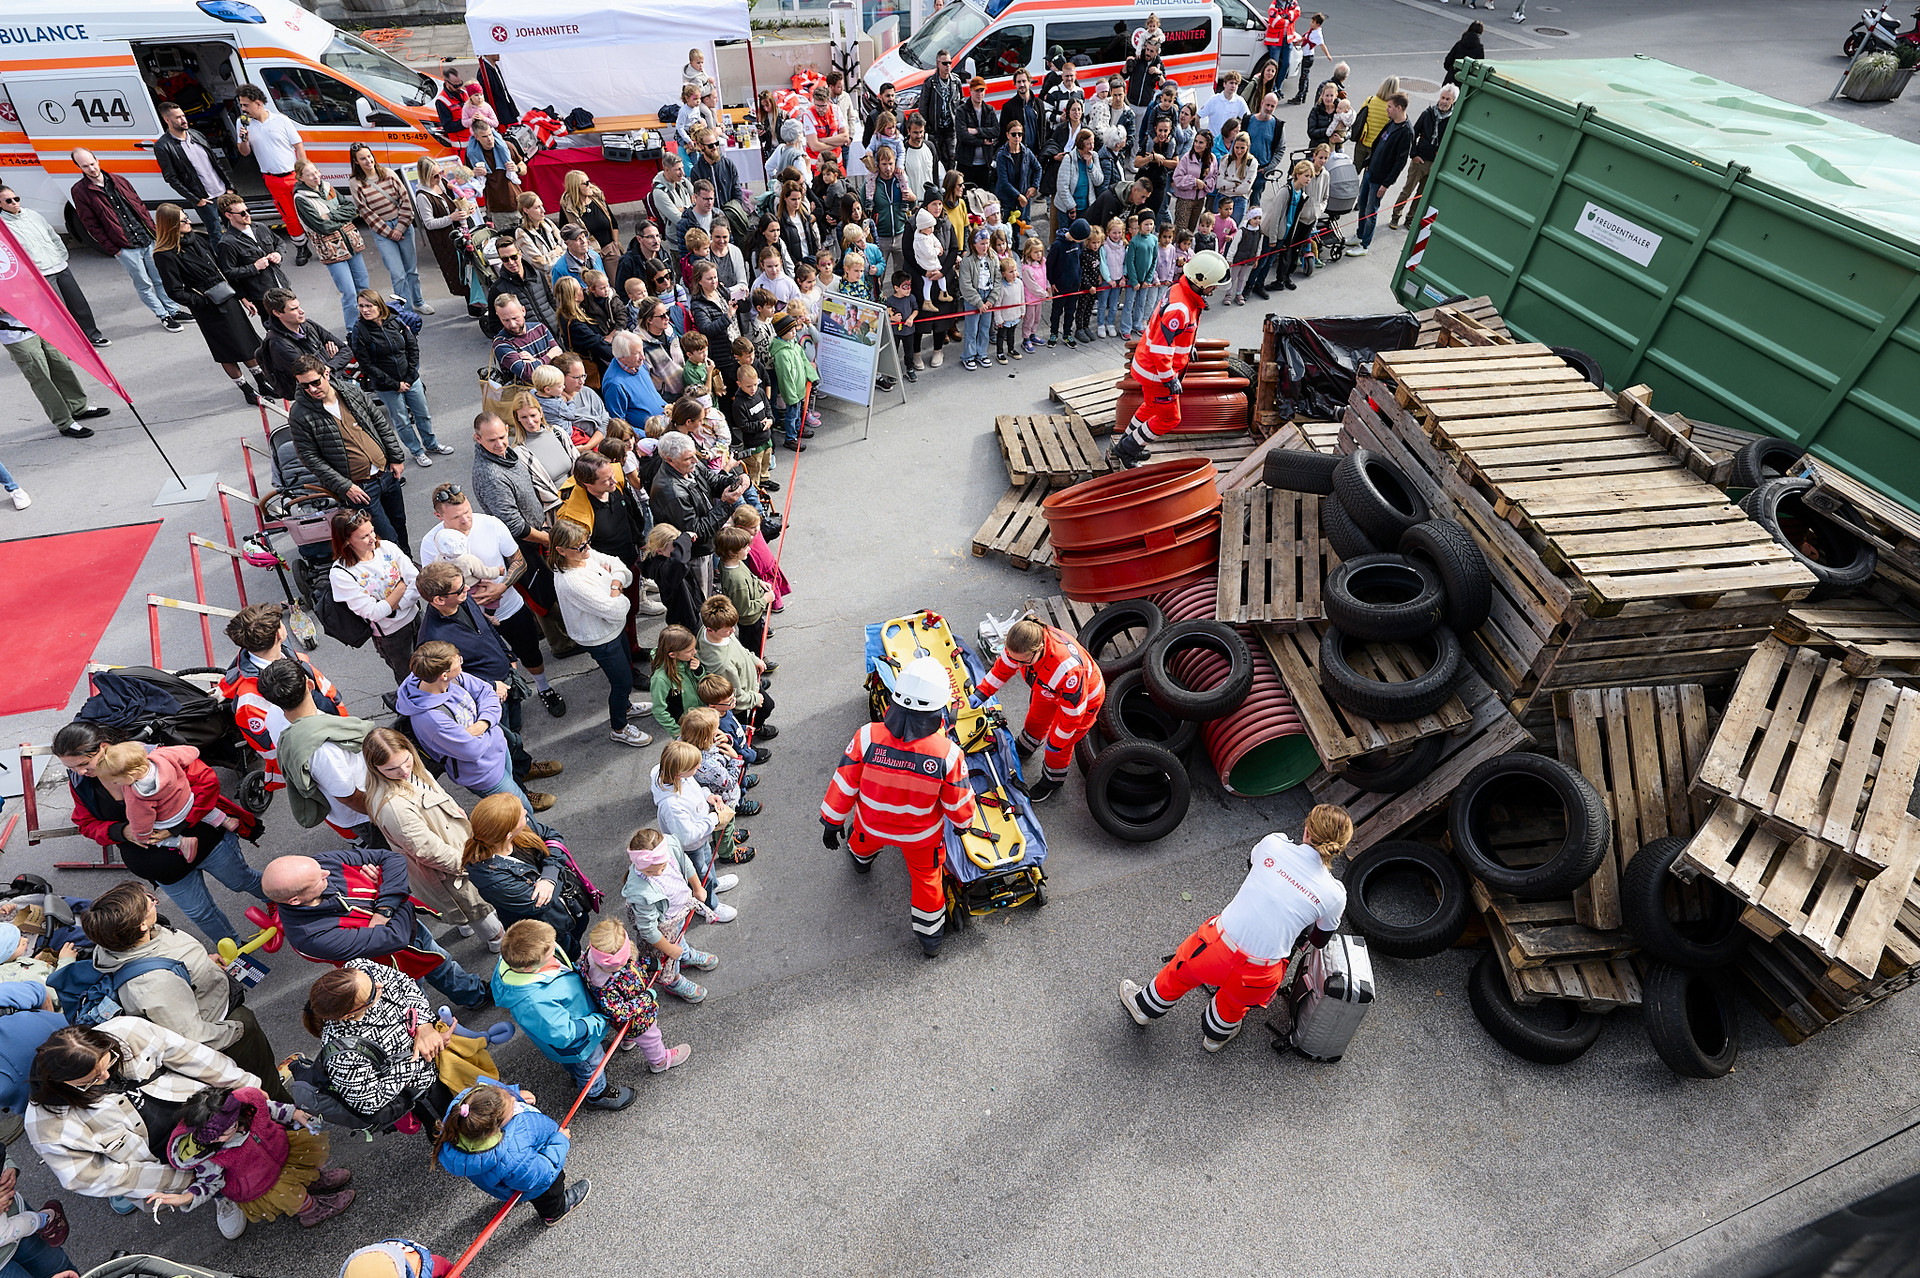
816, 293, 885, 406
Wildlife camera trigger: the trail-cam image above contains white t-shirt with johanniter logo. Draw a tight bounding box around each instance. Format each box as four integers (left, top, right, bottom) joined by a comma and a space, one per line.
1216, 832, 1346, 962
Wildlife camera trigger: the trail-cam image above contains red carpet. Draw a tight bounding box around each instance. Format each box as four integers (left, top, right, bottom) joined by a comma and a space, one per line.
0, 521, 163, 716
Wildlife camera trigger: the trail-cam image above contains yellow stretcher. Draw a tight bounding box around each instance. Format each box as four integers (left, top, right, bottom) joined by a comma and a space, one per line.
873, 610, 1030, 874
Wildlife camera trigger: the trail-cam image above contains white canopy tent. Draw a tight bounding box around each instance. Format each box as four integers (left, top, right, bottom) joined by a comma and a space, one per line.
465, 0, 750, 122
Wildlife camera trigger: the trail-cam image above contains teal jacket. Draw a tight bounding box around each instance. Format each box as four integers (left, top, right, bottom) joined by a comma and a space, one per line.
1125, 233, 1159, 287
620, 835, 696, 945
491, 952, 608, 1067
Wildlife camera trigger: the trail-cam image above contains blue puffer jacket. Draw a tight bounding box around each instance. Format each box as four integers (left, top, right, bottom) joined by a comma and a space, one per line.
435, 1079, 569, 1200
492, 953, 607, 1067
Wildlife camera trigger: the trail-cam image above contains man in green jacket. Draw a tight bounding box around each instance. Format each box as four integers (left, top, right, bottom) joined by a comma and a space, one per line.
257, 658, 378, 840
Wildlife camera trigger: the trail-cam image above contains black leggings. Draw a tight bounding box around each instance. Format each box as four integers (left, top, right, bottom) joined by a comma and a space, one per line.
496, 605, 546, 670
1049, 294, 1074, 337
994, 324, 1017, 356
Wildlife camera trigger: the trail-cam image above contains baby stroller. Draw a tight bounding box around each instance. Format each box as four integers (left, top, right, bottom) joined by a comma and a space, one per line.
1312, 150, 1360, 268
75, 665, 270, 813
83, 1257, 287, 1278
256, 421, 340, 590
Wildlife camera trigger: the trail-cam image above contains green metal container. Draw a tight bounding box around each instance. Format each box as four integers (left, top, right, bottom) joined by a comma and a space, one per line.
1390, 55, 1920, 514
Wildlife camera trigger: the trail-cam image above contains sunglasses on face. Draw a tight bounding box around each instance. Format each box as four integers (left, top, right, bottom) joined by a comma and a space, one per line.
297, 377, 326, 391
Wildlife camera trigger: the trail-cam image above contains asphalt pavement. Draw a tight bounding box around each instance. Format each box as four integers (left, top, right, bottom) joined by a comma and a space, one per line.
2, 3, 1917, 1274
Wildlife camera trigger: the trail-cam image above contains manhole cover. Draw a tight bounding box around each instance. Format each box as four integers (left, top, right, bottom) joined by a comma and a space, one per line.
1534, 26, 1570, 35
1400, 78, 1441, 93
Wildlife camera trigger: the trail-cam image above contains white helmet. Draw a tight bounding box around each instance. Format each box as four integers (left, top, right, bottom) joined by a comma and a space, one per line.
1183, 249, 1229, 289
892, 657, 952, 712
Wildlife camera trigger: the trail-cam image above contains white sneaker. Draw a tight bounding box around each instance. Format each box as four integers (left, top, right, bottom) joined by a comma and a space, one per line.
1342, 236, 1362, 247
930, 350, 944, 368
714, 872, 739, 893
635, 596, 667, 616
1203, 1020, 1244, 1053
706, 901, 739, 923
7, 489, 27, 510
1119, 978, 1152, 1026
417, 302, 436, 315
216, 1196, 247, 1240
1346, 245, 1370, 257
629, 696, 653, 714
413, 452, 433, 467
457, 924, 476, 938
910, 353, 925, 370
611, 725, 653, 747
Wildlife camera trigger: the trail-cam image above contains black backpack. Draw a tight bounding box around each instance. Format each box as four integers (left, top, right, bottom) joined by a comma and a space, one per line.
312, 570, 374, 648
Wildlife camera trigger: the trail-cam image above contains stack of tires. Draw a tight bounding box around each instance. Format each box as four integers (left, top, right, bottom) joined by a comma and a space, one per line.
1264, 446, 1491, 722
1072, 595, 1265, 842
1619, 834, 1749, 1079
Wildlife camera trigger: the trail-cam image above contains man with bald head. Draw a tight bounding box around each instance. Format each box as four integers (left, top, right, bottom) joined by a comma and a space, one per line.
263, 849, 491, 1008
68, 147, 189, 333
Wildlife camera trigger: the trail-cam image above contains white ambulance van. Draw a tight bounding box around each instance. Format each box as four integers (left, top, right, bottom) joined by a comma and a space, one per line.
0, 0, 451, 246
861, 0, 1268, 115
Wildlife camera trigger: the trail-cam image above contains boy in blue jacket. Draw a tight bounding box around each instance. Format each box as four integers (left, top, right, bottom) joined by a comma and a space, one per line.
1045, 217, 1089, 347
492, 920, 636, 1111
436, 1077, 589, 1225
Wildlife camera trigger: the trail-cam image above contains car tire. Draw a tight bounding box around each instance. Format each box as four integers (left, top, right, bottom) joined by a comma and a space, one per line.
1740, 477, 1876, 601
1085, 740, 1192, 843
1262, 448, 1341, 495
1324, 553, 1448, 643
1098, 668, 1201, 758
1399, 518, 1493, 635
1620, 836, 1749, 969
1343, 840, 1470, 959
1448, 753, 1611, 900
1318, 625, 1464, 722
1340, 736, 1444, 795
1333, 448, 1431, 548
1076, 598, 1167, 679
1468, 951, 1604, 1065
1643, 963, 1742, 1079
1549, 344, 1605, 389
1320, 494, 1382, 561
1142, 620, 1255, 721
1728, 438, 1806, 490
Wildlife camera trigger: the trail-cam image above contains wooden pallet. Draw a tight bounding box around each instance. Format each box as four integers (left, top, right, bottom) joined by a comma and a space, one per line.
1675, 797, 1920, 984
1311, 668, 1532, 855
1409, 296, 1513, 349
1481, 921, 1643, 1010
1777, 595, 1920, 678
1346, 380, 1794, 716
1259, 622, 1473, 773
1797, 459, 1920, 582
1144, 430, 1262, 478
1472, 879, 1639, 972
1693, 638, 1920, 872
972, 481, 1055, 570
1024, 594, 1102, 635
1374, 349, 1817, 614
1215, 487, 1337, 626
994, 413, 1110, 488
1736, 926, 1920, 1045
1048, 369, 1124, 437
1672, 413, 1763, 487
1553, 685, 1712, 932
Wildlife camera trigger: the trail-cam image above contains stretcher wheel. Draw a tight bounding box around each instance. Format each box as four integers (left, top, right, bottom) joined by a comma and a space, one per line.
1031, 883, 1047, 908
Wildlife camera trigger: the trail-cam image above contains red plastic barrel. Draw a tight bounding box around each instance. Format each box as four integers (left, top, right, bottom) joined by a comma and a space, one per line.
1055, 516, 1222, 600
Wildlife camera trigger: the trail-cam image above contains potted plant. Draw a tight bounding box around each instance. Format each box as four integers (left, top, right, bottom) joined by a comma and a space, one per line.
1842, 46, 1920, 102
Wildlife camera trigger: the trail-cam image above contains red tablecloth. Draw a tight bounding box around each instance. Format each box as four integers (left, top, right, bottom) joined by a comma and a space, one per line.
523, 147, 661, 210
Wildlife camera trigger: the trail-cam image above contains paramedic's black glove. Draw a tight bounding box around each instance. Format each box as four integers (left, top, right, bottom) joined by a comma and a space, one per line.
1167, 375, 1184, 396
822, 822, 844, 850
1307, 925, 1334, 950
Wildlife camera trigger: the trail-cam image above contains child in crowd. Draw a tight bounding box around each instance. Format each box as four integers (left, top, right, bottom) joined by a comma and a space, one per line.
840, 248, 874, 302
491, 919, 636, 1111
0, 920, 72, 983
670, 396, 726, 467
698, 673, 769, 766
714, 525, 772, 657
887, 270, 917, 382
1098, 217, 1128, 338
435, 1077, 589, 1224
1124, 214, 1155, 337
814, 249, 839, 296
1151, 221, 1179, 314
958, 226, 998, 370
752, 246, 800, 306
680, 705, 755, 815
846, 223, 886, 283
770, 314, 818, 449
731, 504, 790, 610
796, 262, 824, 331
1225, 207, 1263, 305
94, 741, 239, 859
1173, 227, 1195, 276
994, 255, 1024, 363
744, 288, 779, 372
723, 363, 776, 497
698, 595, 773, 730
1195, 208, 1219, 255
160, 1083, 354, 1233
623, 276, 650, 324
679, 226, 713, 290
679, 331, 717, 407
1074, 223, 1104, 345
1018, 237, 1048, 354
578, 917, 690, 1070
642, 524, 700, 633
653, 736, 752, 886
623, 827, 720, 1003
1213, 209, 1237, 264
1045, 218, 1087, 347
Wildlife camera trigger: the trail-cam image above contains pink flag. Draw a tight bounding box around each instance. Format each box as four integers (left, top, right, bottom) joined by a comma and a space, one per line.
0, 217, 131, 405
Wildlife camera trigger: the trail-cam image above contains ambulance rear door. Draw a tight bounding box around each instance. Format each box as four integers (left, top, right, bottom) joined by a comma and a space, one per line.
4, 46, 169, 235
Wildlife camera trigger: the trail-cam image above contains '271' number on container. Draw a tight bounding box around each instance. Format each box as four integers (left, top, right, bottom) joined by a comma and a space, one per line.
72, 95, 133, 126
1455, 153, 1485, 181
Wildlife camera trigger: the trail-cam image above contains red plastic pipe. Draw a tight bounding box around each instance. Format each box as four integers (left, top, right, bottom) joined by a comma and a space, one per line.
1056, 517, 1222, 601
1044, 458, 1221, 551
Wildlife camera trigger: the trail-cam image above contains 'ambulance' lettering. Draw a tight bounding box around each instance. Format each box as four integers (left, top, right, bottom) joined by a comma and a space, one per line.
0, 25, 90, 44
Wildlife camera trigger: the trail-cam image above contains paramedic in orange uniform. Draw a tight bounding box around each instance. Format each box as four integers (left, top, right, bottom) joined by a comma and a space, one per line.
822, 657, 979, 956
1122, 805, 1351, 1052
1108, 249, 1229, 469
969, 618, 1106, 804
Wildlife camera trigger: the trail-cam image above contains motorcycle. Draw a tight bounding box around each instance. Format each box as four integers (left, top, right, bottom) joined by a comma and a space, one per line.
1844, 3, 1920, 57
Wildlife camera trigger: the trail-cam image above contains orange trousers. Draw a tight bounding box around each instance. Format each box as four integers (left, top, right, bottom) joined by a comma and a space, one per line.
850, 823, 947, 936
1146, 917, 1288, 1030
263, 171, 306, 238
1020, 686, 1105, 776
